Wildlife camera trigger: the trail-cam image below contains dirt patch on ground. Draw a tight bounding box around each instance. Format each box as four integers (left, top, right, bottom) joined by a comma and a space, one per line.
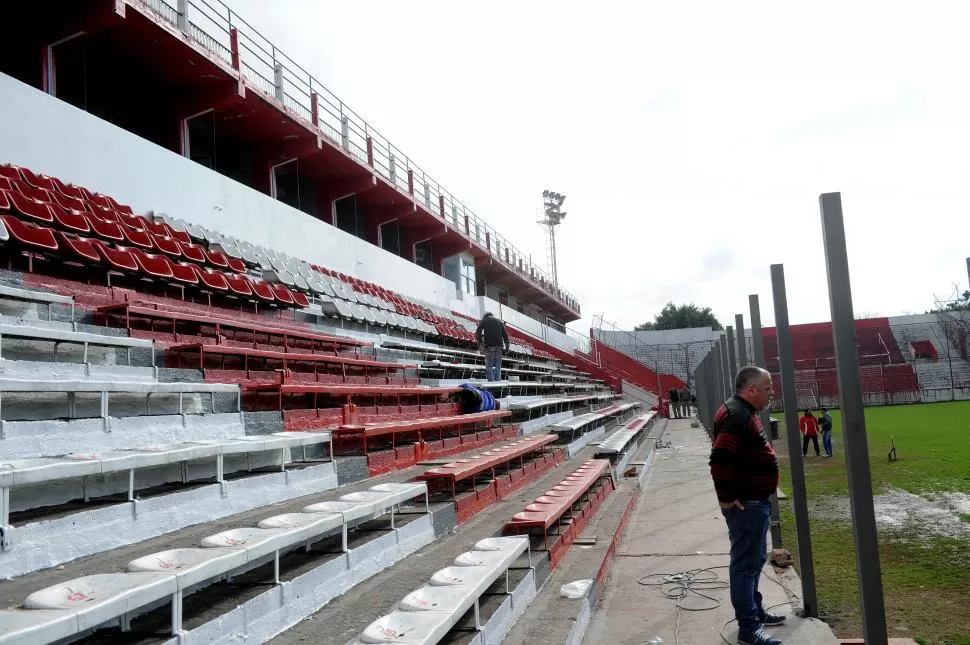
814, 487, 970, 540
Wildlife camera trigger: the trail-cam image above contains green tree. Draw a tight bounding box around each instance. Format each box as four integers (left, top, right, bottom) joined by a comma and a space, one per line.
635, 302, 723, 331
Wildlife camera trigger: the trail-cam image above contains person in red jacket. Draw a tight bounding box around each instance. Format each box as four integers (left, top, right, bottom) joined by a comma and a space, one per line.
800, 409, 820, 457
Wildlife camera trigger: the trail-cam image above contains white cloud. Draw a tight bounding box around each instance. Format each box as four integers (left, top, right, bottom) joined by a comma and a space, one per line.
223, 0, 970, 330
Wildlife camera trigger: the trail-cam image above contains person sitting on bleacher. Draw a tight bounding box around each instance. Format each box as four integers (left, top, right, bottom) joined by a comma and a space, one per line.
475, 312, 510, 382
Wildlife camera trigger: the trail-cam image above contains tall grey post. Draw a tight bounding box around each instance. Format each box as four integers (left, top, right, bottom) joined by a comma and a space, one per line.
820, 192, 888, 643
770, 264, 818, 618
726, 325, 738, 377
719, 337, 732, 398
749, 294, 781, 549
735, 314, 748, 367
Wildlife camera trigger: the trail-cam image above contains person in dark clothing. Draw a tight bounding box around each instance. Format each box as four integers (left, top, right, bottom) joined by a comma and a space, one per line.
669, 388, 680, 418
799, 409, 820, 457
475, 312, 510, 382
710, 365, 785, 645
819, 408, 834, 457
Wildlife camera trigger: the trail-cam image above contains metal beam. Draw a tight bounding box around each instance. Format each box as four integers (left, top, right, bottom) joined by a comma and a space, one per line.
819, 192, 888, 643
770, 264, 818, 617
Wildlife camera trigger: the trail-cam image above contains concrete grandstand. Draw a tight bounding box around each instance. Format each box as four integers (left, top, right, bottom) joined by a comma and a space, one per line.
0, 2, 677, 645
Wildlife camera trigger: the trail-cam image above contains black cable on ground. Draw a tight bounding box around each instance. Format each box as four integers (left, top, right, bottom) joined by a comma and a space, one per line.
636, 565, 798, 645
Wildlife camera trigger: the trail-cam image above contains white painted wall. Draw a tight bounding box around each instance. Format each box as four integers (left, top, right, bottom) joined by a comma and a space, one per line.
0, 73, 466, 312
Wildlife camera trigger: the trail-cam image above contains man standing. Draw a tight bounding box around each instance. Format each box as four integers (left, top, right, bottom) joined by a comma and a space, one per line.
710, 366, 785, 645
800, 409, 820, 457
475, 312, 510, 382
680, 386, 691, 418
669, 388, 680, 418
819, 408, 834, 457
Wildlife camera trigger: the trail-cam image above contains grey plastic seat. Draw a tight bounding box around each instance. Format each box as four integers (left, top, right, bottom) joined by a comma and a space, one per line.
371, 308, 389, 327
291, 274, 310, 292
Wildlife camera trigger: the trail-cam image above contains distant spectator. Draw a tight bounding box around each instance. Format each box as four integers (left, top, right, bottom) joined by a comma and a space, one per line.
819, 408, 834, 457
475, 312, 510, 382
680, 386, 691, 418
800, 409, 820, 457
669, 388, 680, 418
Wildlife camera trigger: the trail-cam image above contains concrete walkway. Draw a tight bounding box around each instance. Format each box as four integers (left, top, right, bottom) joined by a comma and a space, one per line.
583, 420, 838, 645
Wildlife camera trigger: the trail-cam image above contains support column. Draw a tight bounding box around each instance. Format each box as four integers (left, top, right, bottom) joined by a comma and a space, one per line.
735, 313, 748, 366
749, 294, 781, 549
819, 192, 887, 642
720, 337, 731, 399
726, 325, 738, 377
771, 264, 818, 618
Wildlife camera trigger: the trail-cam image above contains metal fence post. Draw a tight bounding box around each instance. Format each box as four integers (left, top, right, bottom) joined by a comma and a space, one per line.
819, 192, 888, 643
771, 263, 818, 617
735, 314, 748, 367
720, 337, 731, 399
749, 294, 782, 549
726, 325, 738, 377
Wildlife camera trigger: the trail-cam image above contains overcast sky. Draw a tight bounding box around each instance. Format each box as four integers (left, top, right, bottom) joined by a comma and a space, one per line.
224, 0, 970, 331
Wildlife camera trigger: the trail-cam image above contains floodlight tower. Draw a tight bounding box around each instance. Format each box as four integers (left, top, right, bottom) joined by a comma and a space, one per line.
538, 190, 567, 287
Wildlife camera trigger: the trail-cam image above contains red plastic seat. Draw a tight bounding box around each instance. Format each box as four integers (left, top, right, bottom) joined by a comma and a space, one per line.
204, 249, 229, 269
17, 185, 54, 204
59, 233, 101, 263
17, 167, 57, 191
51, 177, 88, 201
169, 261, 199, 285
144, 219, 168, 236
90, 239, 138, 272
121, 226, 155, 249
270, 283, 295, 305
4, 190, 54, 223
188, 264, 229, 291
126, 248, 174, 279
119, 213, 147, 232
0, 165, 19, 181
152, 235, 183, 257
53, 207, 91, 233
0, 189, 9, 211
91, 193, 133, 215
85, 215, 125, 242
88, 203, 118, 221
249, 278, 276, 302
179, 242, 207, 263
168, 228, 191, 245
0, 215, 58, 251
226, 257, 246, 273
50, 192, 88, 213
225, 273, 254, 297
291, 291, 310, 308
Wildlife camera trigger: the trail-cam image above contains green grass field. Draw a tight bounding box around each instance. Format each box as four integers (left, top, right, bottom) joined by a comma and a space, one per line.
774, 401, 970, 644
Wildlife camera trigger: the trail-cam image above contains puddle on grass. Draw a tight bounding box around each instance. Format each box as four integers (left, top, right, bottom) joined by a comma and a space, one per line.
817, 488, 970, 540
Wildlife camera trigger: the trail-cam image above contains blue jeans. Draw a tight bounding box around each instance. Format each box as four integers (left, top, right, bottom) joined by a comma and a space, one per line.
722, 499, 772, 637
822, 429, 833, 456
484, 347, 503, 382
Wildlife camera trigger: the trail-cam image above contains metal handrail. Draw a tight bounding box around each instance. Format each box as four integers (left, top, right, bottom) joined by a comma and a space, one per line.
134, 0, 579, 314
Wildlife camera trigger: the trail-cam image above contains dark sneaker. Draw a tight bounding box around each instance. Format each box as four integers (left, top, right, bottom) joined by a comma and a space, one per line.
760, 612, 787, 626
738, 628, 782, 645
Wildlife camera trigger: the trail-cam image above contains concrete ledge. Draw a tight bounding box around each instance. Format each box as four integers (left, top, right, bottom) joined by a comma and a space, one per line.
2, 412, 246, 459
1, 461, 338, 579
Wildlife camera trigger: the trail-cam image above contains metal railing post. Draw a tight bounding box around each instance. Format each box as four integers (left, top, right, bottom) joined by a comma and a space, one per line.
819, 192, 887, 641
749, 294, 781, 549
735, 313, 748, 366
771, 264, 818, 618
